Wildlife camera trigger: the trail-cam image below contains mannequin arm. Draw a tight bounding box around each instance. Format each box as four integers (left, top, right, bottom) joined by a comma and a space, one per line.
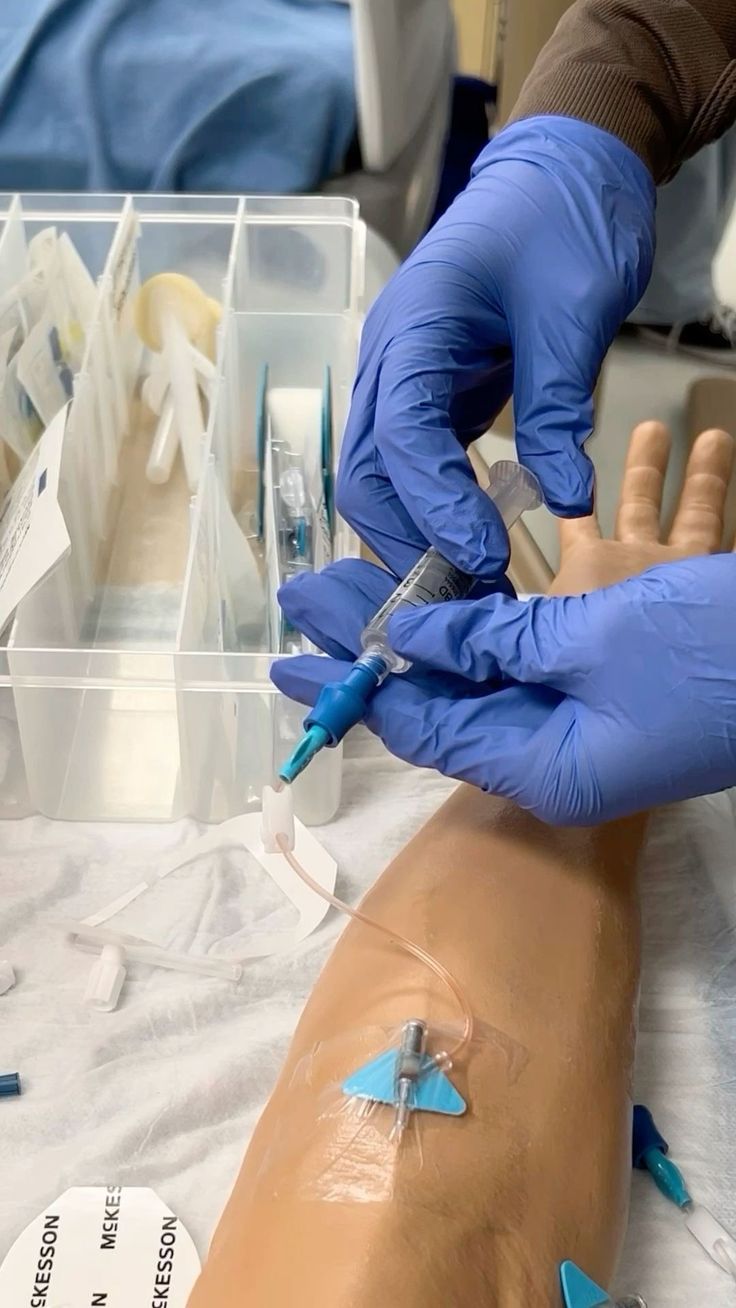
189, 422, 734, 1307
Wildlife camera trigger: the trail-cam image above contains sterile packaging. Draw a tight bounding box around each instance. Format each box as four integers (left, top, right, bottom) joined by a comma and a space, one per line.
15, 316, 73, 424
0, 224, 97, 471
67, 804, 338, 1007
0, 192, 364, 823
0, 325, 42, 460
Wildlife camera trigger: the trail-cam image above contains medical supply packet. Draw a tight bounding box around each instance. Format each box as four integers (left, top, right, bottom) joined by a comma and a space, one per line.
0, 1186, 200, 1307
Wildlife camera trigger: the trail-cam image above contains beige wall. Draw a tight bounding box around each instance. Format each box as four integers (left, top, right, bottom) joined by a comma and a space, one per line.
452, 0, 501, 80
452, 0, 574, 117
497, 0, 573, 120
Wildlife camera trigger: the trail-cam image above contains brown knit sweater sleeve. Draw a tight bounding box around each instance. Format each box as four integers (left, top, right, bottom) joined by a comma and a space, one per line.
511, 0, 736, 182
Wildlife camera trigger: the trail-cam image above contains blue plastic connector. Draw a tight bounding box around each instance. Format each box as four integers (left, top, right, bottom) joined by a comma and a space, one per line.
632, 1104, 668, 1166
278, 654, 386, 784
305, 658, 383, 744
632, 1104, 691, 1209
0, 1073, 21, 1098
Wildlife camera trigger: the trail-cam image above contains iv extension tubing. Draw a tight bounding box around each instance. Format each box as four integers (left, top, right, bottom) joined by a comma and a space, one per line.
264, 783, 474, 1067
279, 460, 542, 786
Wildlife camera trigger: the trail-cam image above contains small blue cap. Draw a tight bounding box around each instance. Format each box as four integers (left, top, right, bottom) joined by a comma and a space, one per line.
632, 1104, 668, 1169
0, 1073, 21, 1098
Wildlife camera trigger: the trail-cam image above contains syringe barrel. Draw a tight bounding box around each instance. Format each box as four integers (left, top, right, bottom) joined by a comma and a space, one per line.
362, 551, 471, 673
360, 461, 541, 674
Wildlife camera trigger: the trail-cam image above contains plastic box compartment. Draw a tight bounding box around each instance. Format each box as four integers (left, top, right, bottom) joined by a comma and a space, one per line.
0, 193, 365, 822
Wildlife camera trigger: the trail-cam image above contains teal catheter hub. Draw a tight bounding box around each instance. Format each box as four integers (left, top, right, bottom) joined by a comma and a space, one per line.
632, 1104, 692, 1209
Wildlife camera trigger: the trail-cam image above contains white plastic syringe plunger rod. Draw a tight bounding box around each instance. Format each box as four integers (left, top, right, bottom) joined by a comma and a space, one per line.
484, 458, 542, 529
360, 460, 542, 674
134, 273, 218, 492
146, 395, 177, 485
160, 307, 204, 491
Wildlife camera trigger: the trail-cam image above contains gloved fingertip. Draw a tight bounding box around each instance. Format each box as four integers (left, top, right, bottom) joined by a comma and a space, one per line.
269, 655, 299, 694
386, 605, 432, 659
386, 601, 500, 681
466, 542, 511, 581
277, 570, 314, 617
387, 574, 514, 662
428, 503, 511, 580
271, 653, 347, 707
520, 448, 595, 517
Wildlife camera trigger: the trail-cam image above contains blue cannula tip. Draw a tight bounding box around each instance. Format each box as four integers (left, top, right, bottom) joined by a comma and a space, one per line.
0, 1073, 21, 1098
279, 724, 330, 785
632, 1104, 692, 1209
642, 1148, 692, 1209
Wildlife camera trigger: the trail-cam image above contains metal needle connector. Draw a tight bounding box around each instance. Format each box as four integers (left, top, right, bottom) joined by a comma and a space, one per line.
390, 1018, 427, 1143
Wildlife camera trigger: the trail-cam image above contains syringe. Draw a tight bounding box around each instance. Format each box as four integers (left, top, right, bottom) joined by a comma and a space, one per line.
278, 460, 542, 784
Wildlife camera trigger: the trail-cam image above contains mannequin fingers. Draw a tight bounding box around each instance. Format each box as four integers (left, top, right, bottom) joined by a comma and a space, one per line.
668, 428, 734, 554
614, 421, 671, 544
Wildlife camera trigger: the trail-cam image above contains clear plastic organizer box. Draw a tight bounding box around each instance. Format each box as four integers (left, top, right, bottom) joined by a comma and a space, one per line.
0, 193, 366, 824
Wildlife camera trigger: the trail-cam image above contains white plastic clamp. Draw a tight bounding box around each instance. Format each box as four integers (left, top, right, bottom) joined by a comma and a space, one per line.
261, 784, 296, 854
84, 944, 127, 1013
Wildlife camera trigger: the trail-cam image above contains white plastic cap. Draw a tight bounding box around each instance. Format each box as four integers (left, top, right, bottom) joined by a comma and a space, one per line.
84, 944, 127, 1013
0, 960, 16, 995
261, 784, 296, 853
685, 1202, 736, 1274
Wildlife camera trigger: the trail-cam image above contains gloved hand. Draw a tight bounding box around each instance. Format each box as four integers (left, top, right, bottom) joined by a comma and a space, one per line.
337, 116, 655, 580
271, 554, 736, 825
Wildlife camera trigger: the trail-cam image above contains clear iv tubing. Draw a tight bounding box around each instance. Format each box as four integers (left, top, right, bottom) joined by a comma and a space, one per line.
274, 832, 474, 1065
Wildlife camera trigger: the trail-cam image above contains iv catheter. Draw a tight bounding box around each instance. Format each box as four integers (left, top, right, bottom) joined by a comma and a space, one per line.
632, 1104, 736, 1282
560, 1262, 645, 1308
262, 785, 474, 1141
392, 1019, 427, 1141
279, 459, 542, 784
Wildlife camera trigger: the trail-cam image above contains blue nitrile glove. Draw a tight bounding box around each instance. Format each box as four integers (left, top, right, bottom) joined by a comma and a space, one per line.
337, 116, 655, 580
271, 555, 736, 825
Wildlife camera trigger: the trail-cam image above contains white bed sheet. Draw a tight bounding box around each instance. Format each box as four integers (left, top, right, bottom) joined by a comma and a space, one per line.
1, 729, 735, 1307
